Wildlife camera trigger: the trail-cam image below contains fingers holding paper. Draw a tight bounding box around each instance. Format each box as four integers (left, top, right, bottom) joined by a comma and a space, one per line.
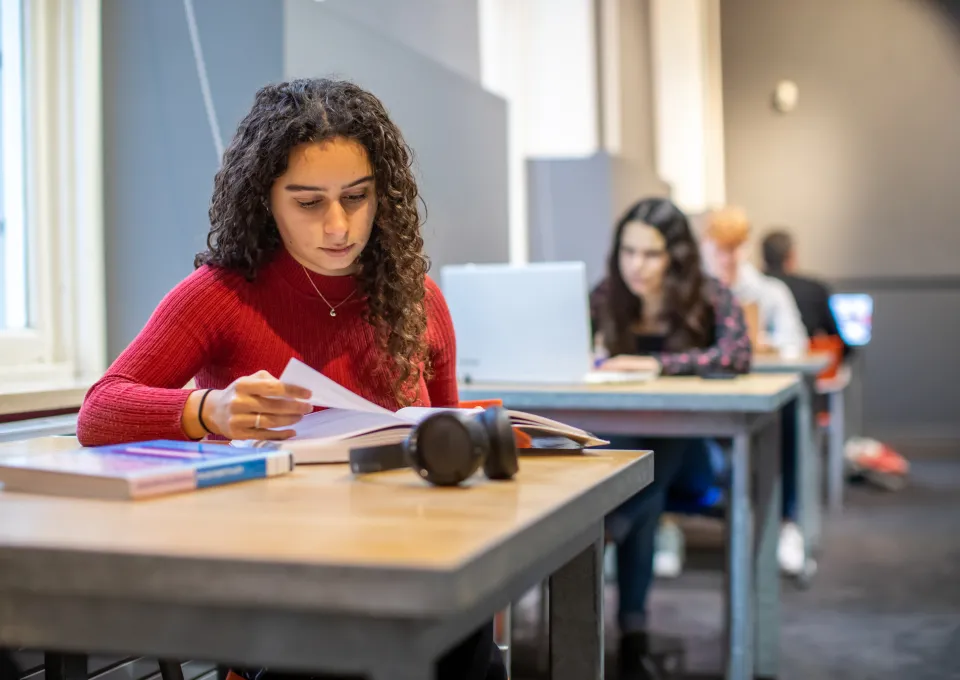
205, 370, 313, 440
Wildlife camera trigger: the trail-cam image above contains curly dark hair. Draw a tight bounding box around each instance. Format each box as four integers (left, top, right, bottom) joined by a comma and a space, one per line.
600, 197, 714, 356
195, 78, 429, 405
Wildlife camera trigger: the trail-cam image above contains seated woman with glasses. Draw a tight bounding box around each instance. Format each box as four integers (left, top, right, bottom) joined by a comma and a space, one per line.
590, 197, 752, 680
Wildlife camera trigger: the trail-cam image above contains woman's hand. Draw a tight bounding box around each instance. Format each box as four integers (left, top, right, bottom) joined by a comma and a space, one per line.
596, 354, 662, 374
200, 370, 313, 440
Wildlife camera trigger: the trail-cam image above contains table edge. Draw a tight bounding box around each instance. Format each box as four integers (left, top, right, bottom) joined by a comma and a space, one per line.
0, 451, 654, 619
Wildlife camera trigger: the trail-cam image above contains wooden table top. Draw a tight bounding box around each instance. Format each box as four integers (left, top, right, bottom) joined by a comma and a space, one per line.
0, 436, 652, 616
460, 373, 801, 413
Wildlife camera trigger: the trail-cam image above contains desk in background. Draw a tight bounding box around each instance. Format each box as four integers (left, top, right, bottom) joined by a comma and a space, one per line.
461, 374, 801, 680
751, 353, 831, 554
816, 366, 853, 512
0, 437, 652, 680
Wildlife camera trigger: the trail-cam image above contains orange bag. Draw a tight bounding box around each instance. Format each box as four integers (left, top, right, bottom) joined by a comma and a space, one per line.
459, 398, 532, 449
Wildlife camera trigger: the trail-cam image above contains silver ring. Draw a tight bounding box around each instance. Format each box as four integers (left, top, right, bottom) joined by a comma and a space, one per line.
255, 413, 261, 429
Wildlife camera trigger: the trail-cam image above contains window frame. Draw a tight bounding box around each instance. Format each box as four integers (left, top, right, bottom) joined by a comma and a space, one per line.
0, 0, 105, 385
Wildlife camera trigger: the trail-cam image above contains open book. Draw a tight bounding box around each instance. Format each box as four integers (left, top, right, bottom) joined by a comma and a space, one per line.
234, 358, 608, 464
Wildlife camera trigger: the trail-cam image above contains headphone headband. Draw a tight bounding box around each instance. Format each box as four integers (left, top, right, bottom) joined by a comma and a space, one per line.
349, 442, 408, 474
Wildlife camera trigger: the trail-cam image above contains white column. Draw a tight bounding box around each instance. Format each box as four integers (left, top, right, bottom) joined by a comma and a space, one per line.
649, 0, 726, 213
478, 0, 601, 264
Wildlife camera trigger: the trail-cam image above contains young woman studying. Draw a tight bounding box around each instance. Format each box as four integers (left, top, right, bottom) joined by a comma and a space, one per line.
590, 197, 752, 680
77, 78, 505, 680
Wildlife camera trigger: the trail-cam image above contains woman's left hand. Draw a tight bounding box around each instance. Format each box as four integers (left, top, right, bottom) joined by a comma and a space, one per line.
596, 354, 661, 373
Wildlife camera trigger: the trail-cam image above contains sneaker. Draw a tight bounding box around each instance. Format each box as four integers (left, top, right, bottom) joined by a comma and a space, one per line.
653, 517, 684, 578
778, 521, 805, 575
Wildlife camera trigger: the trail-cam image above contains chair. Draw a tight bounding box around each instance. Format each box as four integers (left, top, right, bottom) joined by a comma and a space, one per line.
810, 335, 849, 511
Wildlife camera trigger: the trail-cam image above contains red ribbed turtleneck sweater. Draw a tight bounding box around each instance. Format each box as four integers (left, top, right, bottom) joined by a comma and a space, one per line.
76, 248, 458, 446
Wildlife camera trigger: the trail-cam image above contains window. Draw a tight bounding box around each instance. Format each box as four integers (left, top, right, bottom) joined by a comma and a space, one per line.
0, 0, 105, 384
1, 0, 27, 332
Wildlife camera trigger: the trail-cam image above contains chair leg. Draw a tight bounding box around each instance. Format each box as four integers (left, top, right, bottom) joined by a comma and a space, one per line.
44, 654, 87, 680
0, 650, 21, 680
537, 580, 550, 675
494, 606, 512, 679
157, 660, 185, 680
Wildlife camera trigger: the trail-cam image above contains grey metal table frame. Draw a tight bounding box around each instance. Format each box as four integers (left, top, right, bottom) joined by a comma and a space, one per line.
462, 378, 801, 680
0, 454, 654, 680
816, 366, 852, 513
751, 355, 830, 554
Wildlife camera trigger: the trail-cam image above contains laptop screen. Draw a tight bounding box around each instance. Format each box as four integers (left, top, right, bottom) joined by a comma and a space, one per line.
829, 293, 873, 346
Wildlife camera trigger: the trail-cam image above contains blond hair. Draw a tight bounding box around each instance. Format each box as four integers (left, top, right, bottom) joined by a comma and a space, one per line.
704, 206, 751, 248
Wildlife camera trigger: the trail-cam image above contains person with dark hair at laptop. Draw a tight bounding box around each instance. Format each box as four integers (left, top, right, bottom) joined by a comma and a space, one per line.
761, 229, 851, 356
590, 197, 752, 680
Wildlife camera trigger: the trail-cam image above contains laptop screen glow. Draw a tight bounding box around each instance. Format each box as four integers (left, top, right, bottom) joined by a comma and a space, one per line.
829, 293, 873, 346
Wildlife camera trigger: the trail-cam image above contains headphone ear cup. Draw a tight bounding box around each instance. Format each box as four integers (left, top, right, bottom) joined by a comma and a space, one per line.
408, 412, 484, 486
479, 406, 519, 481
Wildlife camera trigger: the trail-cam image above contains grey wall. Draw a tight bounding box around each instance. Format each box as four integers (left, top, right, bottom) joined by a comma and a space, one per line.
527, 155, 615, 287
721, 0, 960, 442
722, 0, 960, 279
103, 0, 507, 358
102, 0, 283, 357
839, 284, 960, 442
283, 0, 509, 275
314, 0, 481, 83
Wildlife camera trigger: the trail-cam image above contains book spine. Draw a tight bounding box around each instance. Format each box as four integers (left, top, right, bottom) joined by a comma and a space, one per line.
128, 470, 197, 499
194, 451, 293, 489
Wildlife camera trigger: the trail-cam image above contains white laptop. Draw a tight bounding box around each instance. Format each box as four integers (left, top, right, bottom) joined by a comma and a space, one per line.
440, 261, 657, 385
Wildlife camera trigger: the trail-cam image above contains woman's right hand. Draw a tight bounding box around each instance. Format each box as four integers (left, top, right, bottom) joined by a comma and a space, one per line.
204, 370, 313, 440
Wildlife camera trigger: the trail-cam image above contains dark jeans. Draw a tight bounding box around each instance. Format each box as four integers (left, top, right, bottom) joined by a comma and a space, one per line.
604, 416, 799, 633
602, 437, 718, 633
226, 621, 505, 680
782, 398, 798, 521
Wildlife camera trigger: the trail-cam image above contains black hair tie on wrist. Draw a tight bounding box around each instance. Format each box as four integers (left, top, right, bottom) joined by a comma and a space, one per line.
197, 389, 214, 435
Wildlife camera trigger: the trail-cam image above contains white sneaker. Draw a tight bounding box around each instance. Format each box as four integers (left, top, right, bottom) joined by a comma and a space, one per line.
653, 518, 685, 578
778, 522, 806, 575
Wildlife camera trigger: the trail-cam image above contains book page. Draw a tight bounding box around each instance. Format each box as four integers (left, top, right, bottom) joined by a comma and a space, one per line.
401, 406, 607, 447
506, 410, 608, 447
394, 406, 482, 424
289, 408, 409, 442
280, 358, 392, 414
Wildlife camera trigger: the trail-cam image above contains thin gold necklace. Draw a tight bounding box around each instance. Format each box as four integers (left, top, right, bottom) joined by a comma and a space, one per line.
301, 264, 357, 317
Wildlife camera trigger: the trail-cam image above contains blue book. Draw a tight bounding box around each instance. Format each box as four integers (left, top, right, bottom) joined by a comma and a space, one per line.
0, 440, 294, 500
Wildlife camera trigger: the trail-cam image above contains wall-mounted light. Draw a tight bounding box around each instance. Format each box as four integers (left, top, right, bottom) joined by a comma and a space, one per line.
772, 79, 799, 113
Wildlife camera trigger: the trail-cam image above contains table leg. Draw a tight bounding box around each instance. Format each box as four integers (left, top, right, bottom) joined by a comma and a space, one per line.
754, 415, 782, 680
43, 653, 87, 680
796, 378, 821, 553
549, 522, 604, 680
158, 660, 185, 680
1, 651, 21, 680
828, 389, 846, 513
725, 432, 753, 680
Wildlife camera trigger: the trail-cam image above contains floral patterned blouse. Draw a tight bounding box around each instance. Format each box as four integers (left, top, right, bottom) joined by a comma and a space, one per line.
589, 276, 752, 376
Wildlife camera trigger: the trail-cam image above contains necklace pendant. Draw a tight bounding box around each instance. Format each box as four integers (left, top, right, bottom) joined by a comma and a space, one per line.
329, 309, 337, 317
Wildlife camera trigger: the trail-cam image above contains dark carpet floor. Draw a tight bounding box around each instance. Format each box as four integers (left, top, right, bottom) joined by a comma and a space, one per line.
511, 448, 960, 679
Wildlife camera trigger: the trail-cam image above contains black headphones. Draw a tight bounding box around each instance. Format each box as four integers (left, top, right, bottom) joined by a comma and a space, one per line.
348, 406, 519, 486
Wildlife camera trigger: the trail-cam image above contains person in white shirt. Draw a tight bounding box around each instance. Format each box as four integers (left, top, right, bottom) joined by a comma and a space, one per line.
696, 206, 810, 576
698, 206, 809, 357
